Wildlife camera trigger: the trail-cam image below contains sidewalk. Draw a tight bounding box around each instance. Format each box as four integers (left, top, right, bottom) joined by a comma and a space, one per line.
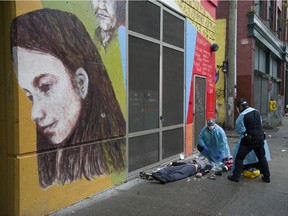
51, 118, 288, 216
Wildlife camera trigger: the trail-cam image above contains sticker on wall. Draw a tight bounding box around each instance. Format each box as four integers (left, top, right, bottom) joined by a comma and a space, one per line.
269, 100, 277, 111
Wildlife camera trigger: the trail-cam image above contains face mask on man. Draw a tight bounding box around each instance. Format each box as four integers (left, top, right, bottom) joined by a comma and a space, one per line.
208, 125, 215, 131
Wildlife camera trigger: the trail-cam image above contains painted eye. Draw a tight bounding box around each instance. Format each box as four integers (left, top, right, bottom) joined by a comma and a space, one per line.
40, 83, 52, 93
26, 93, 33, 102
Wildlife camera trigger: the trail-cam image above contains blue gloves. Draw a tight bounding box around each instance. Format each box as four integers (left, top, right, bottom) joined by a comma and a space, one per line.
216, 151, 222, 160
203, 145, 209, 151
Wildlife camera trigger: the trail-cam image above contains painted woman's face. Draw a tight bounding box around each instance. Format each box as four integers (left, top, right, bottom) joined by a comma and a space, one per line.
13, 47, 82, 144
92, 0, 117, 31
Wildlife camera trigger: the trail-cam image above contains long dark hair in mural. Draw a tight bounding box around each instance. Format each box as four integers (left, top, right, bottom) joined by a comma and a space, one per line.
92, 0, 126, 48
11, 9, 126, 189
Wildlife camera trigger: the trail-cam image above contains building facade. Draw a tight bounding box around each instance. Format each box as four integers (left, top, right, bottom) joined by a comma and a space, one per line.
216, 0, 288, 128
0, 1, 218, 215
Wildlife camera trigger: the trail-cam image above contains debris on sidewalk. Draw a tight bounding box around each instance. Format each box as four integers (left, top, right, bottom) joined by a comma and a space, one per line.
215, 170, 222, 176
208, 176, 216, 180
179, 153, 185, 160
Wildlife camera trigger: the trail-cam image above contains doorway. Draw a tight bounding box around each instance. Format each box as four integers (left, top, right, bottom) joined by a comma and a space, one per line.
193, 76, 206, 146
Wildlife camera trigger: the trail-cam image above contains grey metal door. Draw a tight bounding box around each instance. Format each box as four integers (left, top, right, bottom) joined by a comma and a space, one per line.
194, 76, 206, 147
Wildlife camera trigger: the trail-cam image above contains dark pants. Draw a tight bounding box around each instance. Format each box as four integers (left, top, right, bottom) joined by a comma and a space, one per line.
152, 164, 197, 183
233, 140, 270, 179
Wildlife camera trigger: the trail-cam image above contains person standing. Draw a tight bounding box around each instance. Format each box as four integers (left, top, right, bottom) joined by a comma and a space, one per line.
198, 118, 232, 167
228, 99, 270, 183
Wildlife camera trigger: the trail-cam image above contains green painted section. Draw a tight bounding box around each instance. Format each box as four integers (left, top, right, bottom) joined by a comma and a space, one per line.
41, 1, 126, 117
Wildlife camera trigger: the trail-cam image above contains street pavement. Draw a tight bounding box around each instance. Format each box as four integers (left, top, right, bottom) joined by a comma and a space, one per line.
51, 117, 288, 216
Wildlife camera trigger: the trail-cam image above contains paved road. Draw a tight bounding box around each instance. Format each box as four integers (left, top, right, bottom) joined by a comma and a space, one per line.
51, 117, 288, 216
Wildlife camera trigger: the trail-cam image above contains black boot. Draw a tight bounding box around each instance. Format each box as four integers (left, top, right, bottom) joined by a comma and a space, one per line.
228, 175, 240, 182
262, 176, 270, 183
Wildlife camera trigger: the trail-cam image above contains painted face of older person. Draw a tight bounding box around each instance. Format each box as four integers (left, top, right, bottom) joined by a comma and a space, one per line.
13, 47, 88, 144
92, 0, 117, 32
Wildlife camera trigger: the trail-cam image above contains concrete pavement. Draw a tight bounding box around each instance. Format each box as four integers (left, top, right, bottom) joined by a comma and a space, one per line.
50, 117, 288, 216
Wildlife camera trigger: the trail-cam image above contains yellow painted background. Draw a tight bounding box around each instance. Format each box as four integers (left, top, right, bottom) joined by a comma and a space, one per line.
18, 154, 113, 215
177, 0, 216, 43
215, 19, 227, 125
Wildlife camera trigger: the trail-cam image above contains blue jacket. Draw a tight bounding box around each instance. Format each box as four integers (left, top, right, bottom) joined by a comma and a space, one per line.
198, 124, 231, 164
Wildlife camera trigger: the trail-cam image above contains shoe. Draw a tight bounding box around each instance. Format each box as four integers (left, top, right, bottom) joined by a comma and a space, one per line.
139, 172, 153, 180
262, 176, 270, 183
139, 172, 146, 179
152, 174, 167, 184
228, 175, 240, 182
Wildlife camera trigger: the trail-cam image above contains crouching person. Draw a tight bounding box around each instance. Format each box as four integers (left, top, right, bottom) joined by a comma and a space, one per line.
197, 118, 232, 169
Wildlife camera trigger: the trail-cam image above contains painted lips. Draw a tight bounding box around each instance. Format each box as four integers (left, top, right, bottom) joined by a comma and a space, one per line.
97, 12, 109, 20
40, 121, 57, 135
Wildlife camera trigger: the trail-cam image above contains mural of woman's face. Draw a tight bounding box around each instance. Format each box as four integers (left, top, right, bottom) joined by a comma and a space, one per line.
13, 47, 84, 144
92, 0, 117, 31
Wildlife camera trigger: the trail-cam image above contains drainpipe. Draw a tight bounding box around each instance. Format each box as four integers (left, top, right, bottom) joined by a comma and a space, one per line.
225, 0, 237, 129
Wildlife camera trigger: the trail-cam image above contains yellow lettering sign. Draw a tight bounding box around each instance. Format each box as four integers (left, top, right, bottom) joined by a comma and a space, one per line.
269, 101, 277, 111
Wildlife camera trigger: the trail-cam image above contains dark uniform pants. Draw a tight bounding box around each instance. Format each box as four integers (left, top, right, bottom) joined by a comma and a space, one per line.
152, 164, 197, 183
233, 139, 270, 179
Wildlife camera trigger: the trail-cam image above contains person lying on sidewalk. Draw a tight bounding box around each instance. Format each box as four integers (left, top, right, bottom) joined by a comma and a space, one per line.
197, 118, 233, 170
139, 158, 212, 184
